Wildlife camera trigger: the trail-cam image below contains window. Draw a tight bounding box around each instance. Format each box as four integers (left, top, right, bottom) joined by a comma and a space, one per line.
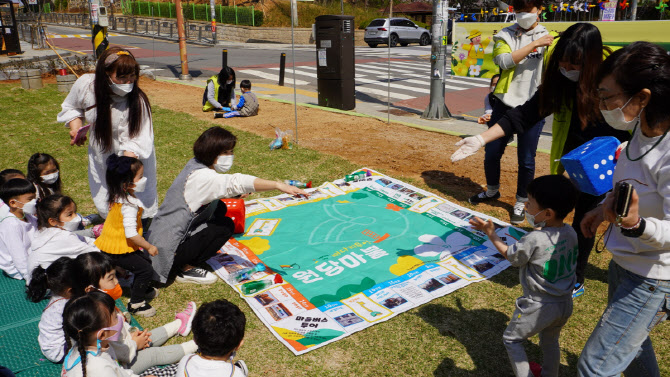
368, 19, 386, 27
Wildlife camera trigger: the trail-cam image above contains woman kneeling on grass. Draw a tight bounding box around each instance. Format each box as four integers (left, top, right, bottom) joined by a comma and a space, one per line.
578, 41, 670, 377
147, 127, 307, 285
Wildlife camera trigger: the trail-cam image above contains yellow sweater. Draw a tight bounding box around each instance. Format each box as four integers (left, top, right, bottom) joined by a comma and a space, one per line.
95, 202, 143, 255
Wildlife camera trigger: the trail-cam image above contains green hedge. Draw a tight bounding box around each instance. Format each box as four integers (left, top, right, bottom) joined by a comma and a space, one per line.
122, 1, 263, 26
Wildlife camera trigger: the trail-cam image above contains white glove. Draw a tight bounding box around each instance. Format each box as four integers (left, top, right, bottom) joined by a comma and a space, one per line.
450, 135, 485, 162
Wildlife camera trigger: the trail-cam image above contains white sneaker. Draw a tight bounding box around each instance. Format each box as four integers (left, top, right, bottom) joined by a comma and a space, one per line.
176, 267, 218, 284
510, 201, 526, 225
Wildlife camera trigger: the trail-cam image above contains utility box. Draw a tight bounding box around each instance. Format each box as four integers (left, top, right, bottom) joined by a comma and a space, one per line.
315, 15, 355, 110
0, 0, 22, 55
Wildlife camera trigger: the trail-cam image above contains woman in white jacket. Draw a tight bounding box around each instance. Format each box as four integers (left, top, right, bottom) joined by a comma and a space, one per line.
57, 47, 157, 221
27, 195, 99, 285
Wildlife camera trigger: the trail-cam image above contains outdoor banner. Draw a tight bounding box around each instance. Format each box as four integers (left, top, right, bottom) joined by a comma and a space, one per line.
602, 1, 617, 20
450, 26, 500, 78
208, 169, 524, 355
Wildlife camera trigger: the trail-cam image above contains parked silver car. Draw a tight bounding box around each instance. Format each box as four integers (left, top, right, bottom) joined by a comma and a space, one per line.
363, 17, 431, 48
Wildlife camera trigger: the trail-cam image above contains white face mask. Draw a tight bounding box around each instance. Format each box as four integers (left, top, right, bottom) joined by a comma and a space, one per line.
525, 209, 546, 228
110, 82, 134, 97
61, 214, 82, 232
41, 171, 59, 185
17, 199, 37, 216
600, 96, 641, 131
559, 67, 580, 82
516, 12, 538, 29
132, 176, 148, 193
214, 155, 234, 173
226, 80, 233, 85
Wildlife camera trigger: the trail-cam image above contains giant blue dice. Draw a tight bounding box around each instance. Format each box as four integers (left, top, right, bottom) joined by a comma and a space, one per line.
560, 136, 621, 196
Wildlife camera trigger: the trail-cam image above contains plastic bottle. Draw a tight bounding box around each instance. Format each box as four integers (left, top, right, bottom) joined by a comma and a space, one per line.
230, 264, 266, 283
240, 274, 283, 295
284, 180, 312, 189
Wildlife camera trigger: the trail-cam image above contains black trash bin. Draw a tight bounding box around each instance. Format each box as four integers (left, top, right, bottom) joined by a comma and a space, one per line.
314, 15, 355, 111
0, 0, 22, 55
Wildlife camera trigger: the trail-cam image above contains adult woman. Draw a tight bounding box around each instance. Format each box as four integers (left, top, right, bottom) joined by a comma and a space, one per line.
57, 47, 158, 220
202, 66, 237, 111
147, 127, 305, 284
451, 23, 630, 295
578, 41, 670, 377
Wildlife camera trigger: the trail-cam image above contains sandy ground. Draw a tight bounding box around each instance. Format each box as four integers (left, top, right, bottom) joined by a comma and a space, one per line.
142, 78, 552, 222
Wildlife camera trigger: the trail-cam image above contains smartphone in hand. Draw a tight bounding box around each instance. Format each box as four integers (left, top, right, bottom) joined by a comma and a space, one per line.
74, 124, 91, 144
614, 181, 633, 220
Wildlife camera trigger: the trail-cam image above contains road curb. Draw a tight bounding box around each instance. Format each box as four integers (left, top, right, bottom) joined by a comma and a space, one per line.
0, 52, 73, 69
154, 76, 551, 155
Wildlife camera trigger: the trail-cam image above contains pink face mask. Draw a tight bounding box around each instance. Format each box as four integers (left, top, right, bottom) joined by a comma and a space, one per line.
98, 312, 124, 342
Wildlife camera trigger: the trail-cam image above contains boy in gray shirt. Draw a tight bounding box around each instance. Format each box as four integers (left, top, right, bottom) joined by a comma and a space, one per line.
470, 175, 578, 377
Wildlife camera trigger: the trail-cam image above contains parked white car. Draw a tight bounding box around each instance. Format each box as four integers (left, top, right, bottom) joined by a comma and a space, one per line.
364, 18, 431, 48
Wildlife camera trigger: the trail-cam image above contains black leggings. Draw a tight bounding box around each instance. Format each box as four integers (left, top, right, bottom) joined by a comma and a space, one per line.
172, 201, 235, 274
104, 250, 154, 304
572, 191, 606, 285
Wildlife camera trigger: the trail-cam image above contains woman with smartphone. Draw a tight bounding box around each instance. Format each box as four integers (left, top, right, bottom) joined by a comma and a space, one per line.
578, 42, 670, 376
450, 23, 630, 296
57, 47, 158, 224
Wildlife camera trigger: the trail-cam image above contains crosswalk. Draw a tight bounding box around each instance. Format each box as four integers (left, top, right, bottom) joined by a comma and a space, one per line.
47, 33, 120, 38
237, 59, 491, 102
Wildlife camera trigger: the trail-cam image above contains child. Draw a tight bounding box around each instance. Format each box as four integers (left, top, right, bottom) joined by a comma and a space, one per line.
469, 0, 556, 226
477, 74, 501, 125
0, 169, 26, 220
27, 257, 78, 362
0, 178, 37, 280
62, 291, 147, 377
73, 252, 199, 375
176, 299, 248, 377
469, 175, 578, 377
214, 80, 259, 119
26, 195, 99, 284
95, 154, 158, 317
27, 153, 62, 201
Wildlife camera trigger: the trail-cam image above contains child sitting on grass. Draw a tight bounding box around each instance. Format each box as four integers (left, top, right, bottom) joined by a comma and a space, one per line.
176, 299, 248, 377
469, 175, 578, 377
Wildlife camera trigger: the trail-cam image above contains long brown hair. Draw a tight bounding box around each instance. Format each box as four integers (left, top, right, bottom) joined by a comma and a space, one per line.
93, 47, 151, 153
539, 23, 610, 127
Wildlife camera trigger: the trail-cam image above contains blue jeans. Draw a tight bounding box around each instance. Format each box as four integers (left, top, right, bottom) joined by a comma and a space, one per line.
577, 260, 670, 377
483, 100, 544, 199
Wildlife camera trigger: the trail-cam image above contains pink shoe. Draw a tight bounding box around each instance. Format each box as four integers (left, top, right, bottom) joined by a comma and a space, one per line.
176, 301, 197, 336
92, 224, 104, 238
529, 361, 542, 377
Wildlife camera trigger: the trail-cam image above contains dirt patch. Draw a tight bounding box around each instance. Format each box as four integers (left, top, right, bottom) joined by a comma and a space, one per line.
142, 79, 552, 222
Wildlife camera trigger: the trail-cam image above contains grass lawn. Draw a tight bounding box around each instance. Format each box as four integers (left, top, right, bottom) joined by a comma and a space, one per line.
2, 82, 669, 376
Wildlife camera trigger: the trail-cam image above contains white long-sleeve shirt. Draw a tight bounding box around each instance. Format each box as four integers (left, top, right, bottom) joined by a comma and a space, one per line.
176, 354, 247, 377
56, 74, 158, 218
206, 81, 237, 109
119, 196, 144, 238
62, 345, 138, 377
607, 126, 670, 279
0, 213, 37, 279
39, 296, 69, 362
184, 170, 256, 212
27, 227, 99, 285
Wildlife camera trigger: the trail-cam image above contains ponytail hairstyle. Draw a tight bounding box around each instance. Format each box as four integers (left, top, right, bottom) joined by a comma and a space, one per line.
63, 291, 116, 377
27, 153, 62, 199
539, 23, 609, 127
26, 256, 77, 302
73, 252, 116, 295
217, 66, 236, 106
36, 194, 76, 230
104, 154, 143, 205
93, 46, 151, 153
597, 41, 670, 131
0, 169, 25, 187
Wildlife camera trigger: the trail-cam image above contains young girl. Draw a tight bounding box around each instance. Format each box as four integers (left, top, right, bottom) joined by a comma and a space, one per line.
27, 257, 79, 363
27, 153, 62, 201
0, 169, 26, 220
26, 195, 99, 284
0, 178, 37, 280
62, 291, 147, 377
95, 154, 158, 317
73, 252, 198, 375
